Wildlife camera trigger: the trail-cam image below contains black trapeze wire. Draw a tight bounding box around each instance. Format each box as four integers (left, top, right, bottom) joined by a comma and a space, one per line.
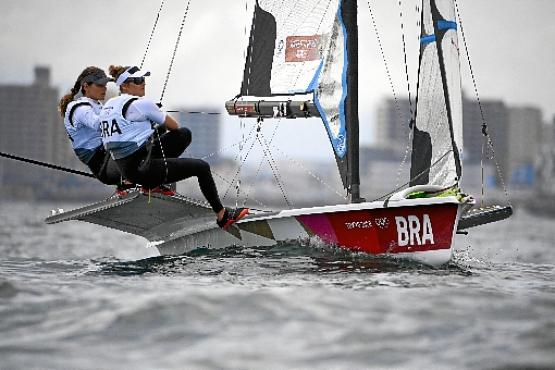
0, 151, 95, 179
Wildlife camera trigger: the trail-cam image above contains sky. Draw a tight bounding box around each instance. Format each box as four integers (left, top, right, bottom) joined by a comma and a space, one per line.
1, 0, 554, 161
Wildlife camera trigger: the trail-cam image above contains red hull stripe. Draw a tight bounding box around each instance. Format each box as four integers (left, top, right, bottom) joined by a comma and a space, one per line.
296, 203, 458, 254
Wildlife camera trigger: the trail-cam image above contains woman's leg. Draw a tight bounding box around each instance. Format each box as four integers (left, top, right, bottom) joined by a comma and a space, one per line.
138, 157, 224, 213
150, 127, 192, 159
88, 149, 122, 185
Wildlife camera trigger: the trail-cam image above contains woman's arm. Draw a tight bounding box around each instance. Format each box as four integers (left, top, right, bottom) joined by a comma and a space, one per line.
162, 114, 179, 131
134, 99, 180, 131
73, 105, 99, 130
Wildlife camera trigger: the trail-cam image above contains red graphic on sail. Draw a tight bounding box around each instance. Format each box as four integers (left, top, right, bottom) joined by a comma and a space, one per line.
285, 35, 321, 62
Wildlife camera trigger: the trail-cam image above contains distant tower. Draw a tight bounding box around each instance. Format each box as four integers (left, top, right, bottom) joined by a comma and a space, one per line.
0, 66, 83, 191
375, 98, 411, 157
507, 106, 543, 187
33, 66, 51, 87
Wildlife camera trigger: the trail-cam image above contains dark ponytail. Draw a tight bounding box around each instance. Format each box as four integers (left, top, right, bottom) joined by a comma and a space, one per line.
58, 66, 105, 118
108, 65, 130, 92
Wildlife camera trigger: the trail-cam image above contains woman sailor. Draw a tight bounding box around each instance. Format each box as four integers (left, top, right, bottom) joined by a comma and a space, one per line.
59, 67, 123, 186
101, 65, 248, 229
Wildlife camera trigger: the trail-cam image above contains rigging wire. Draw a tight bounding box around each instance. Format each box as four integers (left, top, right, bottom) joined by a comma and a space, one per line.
257, 131, 291, 207
370, 149, 454, 202
140, 0, 166, 69
145, 0, 192, 187
397, 0, 415, 115
222, 123, 259, 200
267, 139, 348, 201
240, 119, 282, 207
365, 0, 405, 125
454, 0, 511, 207
159, 0, 192, 104
365, 0, 413, 188
233, 0, 254, 207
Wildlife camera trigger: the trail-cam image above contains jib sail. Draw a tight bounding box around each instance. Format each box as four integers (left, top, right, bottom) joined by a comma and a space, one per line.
411, 0, 463, 188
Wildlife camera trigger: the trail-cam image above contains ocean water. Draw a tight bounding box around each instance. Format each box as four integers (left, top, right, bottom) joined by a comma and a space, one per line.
0, 201, 554, 370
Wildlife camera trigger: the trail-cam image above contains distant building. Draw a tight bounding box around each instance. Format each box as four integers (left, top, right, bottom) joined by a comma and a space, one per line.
376, 95, 514, 188
375, 98, 412, 155
0, 67, 59, 165
176, 108, 222, 162
0, 66, 100, 199
507, 106, 543, 187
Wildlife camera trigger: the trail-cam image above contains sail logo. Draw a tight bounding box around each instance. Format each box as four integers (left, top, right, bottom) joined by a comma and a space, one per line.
395, 214, 434, 246
285, 35, 321, 62
345, 220, 372, 230
374, 217, 390, 229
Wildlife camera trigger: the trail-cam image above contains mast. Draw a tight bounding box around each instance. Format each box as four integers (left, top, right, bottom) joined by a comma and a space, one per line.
342, 0, 362, 203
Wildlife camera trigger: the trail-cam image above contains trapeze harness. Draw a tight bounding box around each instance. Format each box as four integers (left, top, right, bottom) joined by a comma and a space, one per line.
63, 97, 121, 185
100, 94, 224, 213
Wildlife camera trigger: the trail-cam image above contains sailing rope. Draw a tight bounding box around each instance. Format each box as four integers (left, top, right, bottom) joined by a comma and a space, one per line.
365, 0, 413, 189
140, 0, 166, 69
266, 140, 348, 201
0, 152, 95, 179
256, 129, 291, 207
397, 0, 415, 115
159, 0, 192, 104
240, 120, 282, 207
222, 123, 258, 201
233, 0, 253, 207
454, 0, 511, 207
370, 149, 454, 202
144, 0, 192, 186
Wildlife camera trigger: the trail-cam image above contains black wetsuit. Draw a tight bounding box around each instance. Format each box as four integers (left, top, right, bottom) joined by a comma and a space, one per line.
115, 127, 224, 213
86, 147, 122, 185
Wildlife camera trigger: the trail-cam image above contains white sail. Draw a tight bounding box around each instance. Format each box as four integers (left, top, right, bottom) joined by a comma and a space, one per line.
240, 0, 348, 159
411, 0, 462, 188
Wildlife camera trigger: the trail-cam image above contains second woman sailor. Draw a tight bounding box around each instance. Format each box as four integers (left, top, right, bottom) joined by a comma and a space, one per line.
59, 66, 122, 186
100, 65, 248, 228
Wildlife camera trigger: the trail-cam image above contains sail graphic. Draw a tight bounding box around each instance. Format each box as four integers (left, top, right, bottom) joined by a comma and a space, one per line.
231, 0, 356, 194
411, 0, 463, 188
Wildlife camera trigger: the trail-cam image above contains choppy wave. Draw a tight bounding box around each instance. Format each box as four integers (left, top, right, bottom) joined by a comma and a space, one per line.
0, 202, 554, 369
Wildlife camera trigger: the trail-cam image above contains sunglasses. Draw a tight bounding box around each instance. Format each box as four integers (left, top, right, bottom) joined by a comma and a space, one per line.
125, 77, 146, 85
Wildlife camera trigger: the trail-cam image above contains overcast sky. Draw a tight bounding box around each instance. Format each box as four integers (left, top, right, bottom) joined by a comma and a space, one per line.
1, 0, 554, 160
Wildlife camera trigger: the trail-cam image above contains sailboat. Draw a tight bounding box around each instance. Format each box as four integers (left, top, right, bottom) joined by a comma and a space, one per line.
45, 0, 512, 266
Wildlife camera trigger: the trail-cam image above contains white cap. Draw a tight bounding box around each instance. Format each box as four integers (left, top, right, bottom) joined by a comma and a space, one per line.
115, 66, 151, 86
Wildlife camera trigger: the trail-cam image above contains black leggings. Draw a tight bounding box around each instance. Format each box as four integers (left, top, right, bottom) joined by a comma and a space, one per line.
115, 128, 224, 213
87, 147, 121, 185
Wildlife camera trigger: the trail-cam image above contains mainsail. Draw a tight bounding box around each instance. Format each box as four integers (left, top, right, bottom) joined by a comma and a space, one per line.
410, 0, 463, 188
227, 0, 360, 200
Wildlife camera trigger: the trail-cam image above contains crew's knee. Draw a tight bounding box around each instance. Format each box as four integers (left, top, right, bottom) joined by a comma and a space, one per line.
198, 158, 210, 172
179, 127, 192, 147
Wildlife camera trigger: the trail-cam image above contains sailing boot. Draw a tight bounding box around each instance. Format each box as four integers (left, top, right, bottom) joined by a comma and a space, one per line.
140, 184, 176, 196
217, 208, 250, 230
115, 181, 136, 197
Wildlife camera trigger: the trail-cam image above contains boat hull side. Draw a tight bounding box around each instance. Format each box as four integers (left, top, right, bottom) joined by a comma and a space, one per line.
156, 201, 460, 265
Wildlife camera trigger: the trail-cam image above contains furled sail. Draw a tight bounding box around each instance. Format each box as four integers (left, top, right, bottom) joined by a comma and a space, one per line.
410, 0, 463, 188
227, 0, 357, 194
